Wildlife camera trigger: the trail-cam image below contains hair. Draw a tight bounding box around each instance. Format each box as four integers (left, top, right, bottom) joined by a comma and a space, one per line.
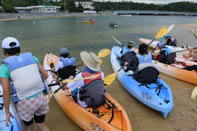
139, 43, 148, 55
127, 45, 133, 48
3, 47, 20, 55
60, 53, 69, 58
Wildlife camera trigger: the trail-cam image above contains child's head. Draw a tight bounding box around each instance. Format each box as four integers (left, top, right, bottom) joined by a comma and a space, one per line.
60, 48, 69, 58
139, 43, 148, 55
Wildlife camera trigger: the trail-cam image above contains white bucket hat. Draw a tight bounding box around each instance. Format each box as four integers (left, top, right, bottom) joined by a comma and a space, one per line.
80, 51, 101, 72
2, 37, 20, 49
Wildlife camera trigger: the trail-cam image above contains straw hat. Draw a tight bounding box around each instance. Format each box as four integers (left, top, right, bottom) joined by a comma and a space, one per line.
80, 51, 101, 72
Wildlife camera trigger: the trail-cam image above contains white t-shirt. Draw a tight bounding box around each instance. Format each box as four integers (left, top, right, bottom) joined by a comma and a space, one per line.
67, 71, 104, 107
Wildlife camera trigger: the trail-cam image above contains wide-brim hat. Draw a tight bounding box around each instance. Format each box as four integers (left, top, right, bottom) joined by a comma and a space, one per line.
80, 51, 101, 72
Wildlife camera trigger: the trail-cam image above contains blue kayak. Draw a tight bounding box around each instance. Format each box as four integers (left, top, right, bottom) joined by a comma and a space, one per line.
111, 46, 173, 118
0, 85, 23, 131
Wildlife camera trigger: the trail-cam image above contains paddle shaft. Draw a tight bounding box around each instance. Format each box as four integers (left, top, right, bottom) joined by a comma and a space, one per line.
191, 31, 197, 39
112, 35, 123, 46
148, 39, 155, 46
171, 47, 197, 54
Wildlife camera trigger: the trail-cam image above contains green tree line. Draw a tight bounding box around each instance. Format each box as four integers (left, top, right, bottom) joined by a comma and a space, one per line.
94, 1, 197, 12
0, 0, 197, 13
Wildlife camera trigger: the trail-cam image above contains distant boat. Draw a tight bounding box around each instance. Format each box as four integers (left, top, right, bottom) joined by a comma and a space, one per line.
83, 20, 96, 24
109, 22, 118, 28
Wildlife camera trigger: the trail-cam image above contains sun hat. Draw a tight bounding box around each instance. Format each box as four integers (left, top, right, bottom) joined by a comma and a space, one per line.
60, 48, 69, 55
2, 37, 20, 49
80, 51, 101, 72
128, 41, 134, 46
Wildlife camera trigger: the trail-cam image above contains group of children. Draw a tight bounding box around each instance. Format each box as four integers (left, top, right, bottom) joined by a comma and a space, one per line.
1, 34, 197, 131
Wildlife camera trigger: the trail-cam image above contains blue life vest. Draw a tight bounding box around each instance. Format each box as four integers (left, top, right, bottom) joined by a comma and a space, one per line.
3, 52, 45, 100
161, 47, 171, 54
122, 47, 134, 56
60, 56, 75, 67
136, 53, 152, 64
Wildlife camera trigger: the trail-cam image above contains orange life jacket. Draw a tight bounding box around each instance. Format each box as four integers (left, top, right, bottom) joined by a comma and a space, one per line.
82, 71, 102, 85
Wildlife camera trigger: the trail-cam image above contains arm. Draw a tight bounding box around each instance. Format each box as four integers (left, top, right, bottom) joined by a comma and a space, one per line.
1, 77, 13, 126
38, 63, 48, 79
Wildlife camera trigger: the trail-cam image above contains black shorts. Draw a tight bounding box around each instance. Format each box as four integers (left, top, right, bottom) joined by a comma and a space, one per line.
22, 114, 46, 126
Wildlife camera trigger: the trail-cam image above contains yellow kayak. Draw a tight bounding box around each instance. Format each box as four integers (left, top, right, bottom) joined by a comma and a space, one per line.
83, 20, 96, 24
44, 53, 132, 131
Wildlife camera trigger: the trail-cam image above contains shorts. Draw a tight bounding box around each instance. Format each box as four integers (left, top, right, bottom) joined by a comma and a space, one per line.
22, 114, 46, 126
17, 93, 49, 122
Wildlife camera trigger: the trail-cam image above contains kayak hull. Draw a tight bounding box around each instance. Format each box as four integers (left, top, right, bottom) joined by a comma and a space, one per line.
0, 87, 23, 131
139, 38, 197, 85
83, 21, 96, 24
111, 46, 173, 118
44, 53, 132, 131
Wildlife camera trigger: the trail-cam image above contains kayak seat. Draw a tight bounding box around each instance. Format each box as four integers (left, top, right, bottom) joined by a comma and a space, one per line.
57, 65, 78, 80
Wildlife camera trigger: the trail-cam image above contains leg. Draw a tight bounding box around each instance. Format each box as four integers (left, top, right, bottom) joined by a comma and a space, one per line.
34, 114, 50, 131
22, 119, 34, 131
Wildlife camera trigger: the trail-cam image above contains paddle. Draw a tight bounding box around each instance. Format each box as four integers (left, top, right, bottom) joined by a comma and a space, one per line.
148, 26, 168, 46
47, 74, 100, 103
112, 35, 123, 46
171, 46, 197, 54
98, 49, 110, 65
190, 28, 197, 39
168, 24, 175, 33
104, 67, 123, 86
104, 55, 136, 86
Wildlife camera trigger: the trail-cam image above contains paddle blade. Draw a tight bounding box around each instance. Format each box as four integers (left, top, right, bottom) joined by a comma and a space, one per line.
155, 26, 168, 39
98, 49, 110, 58
190, 28, 195, 35
168, 24, 175, 33
99, 59, 102, 65
191, 86, 197, 101
104, 72, 118, 87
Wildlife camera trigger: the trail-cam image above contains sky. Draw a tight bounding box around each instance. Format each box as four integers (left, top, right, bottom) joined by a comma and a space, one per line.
93, 0, 197, 4
132, 0, 197, 4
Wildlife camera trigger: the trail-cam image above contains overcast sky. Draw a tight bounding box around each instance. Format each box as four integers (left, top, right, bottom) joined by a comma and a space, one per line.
132, 0, 197, 4
94, 0, 197, 4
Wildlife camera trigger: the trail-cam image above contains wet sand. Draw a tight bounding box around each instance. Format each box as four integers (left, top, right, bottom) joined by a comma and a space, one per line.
33, 23, 197, 131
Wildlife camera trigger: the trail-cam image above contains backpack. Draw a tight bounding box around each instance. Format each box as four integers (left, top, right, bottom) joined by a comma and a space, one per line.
57, 65, 78, 80
159, 51, 176, 65
134, 67, 159, 84
79, 79, 106, 109
119, 52, 138, 72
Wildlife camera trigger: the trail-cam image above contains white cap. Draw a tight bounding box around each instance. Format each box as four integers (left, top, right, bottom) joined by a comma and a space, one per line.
2, 37, 20, 49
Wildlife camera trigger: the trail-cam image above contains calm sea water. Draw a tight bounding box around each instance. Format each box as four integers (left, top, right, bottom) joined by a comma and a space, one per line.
1, 15, 197, 131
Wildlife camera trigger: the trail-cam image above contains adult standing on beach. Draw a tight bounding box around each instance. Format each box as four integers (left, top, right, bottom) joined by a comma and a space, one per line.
0, 37, 50, 131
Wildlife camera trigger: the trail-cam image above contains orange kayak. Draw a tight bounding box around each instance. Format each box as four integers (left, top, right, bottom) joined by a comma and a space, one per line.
43, 53, 132, 131
83, 20, 96, 24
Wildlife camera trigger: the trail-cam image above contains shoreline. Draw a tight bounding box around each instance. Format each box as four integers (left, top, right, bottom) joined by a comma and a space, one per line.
0, 12, 114, 21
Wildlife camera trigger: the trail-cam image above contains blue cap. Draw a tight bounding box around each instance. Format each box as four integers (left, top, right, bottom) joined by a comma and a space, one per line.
164, 34, 169, 38
60, 48, 69, 54
157, 41, 165, 47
